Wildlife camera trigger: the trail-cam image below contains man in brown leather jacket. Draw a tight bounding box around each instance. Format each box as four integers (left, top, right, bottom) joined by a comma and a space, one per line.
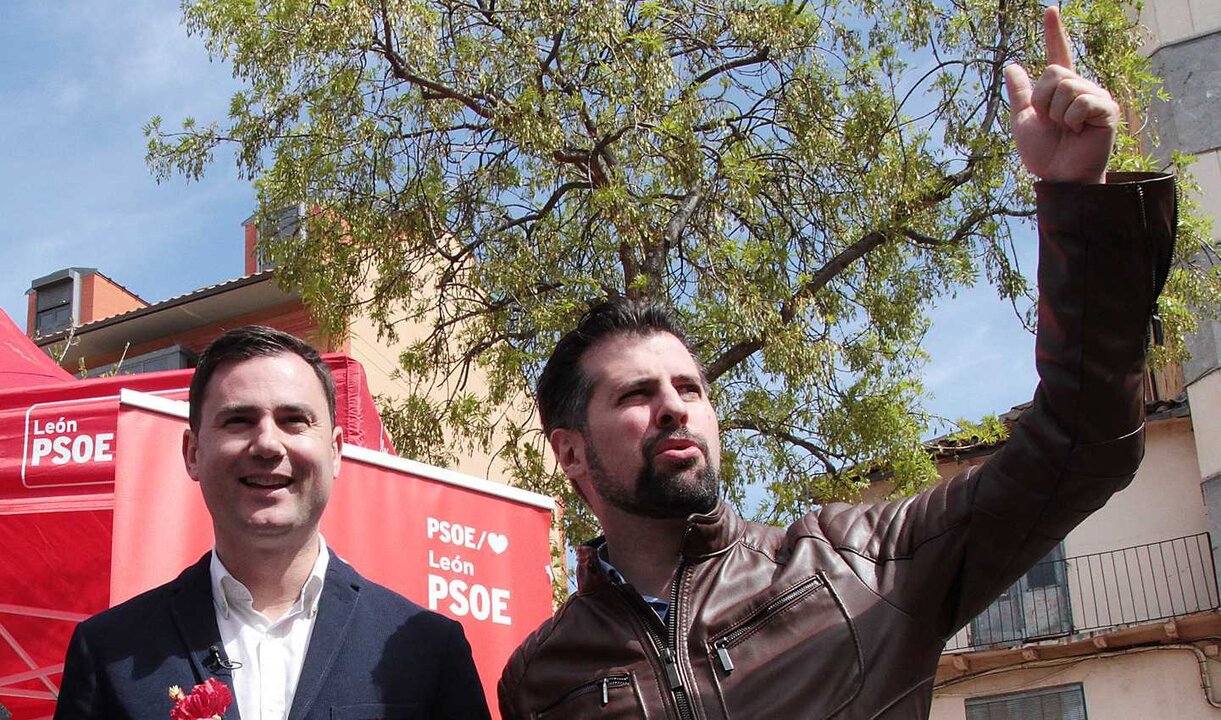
498, 7, 1177, 718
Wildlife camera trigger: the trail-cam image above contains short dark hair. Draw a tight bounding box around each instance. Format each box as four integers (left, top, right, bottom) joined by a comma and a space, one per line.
537, 298, 701, 435
189, 325, 337, 431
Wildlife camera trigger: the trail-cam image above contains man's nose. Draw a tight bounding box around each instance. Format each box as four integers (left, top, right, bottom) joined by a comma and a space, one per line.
656, 385, 689, 429
249, 417, 286, 458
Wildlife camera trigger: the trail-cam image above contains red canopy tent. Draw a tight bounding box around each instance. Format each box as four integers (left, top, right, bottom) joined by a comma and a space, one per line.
0, 310, 73, 389
0, 311, 553, 719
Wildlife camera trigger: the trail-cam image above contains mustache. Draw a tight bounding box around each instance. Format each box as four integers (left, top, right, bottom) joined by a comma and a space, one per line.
642, 428, 710, 459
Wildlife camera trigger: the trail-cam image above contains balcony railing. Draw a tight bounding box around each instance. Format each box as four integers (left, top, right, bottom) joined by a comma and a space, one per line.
944, 533, 1219, 652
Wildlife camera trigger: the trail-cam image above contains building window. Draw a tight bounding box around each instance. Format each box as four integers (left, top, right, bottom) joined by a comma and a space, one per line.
965, 683, 1086, 720
85, 345, 197, 377
1025, 543, 1065, 589
970, 543, 1071, 647
35, 279, 74, 336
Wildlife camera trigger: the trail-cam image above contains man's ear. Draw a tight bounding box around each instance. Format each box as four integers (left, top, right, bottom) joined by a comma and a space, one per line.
331, 424, 344, 477
182, 427, 201, 483
549, 427, 592, 506
549, 428, 584, 474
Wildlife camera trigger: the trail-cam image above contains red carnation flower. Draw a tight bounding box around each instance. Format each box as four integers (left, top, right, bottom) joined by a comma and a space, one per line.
168, 677, 233, 720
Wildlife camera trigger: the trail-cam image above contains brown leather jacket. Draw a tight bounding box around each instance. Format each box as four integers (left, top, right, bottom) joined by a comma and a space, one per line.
498, 173, 1177, 720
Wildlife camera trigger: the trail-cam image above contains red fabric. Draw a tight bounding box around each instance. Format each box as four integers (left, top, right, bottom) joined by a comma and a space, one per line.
0, 508, 112, 719
324, 456, 553, 710
0, 309, 73, 390
0, 371, 191, 502
322, 354, 396, 454
0, 357, 392, 504
109, 406, 215, 605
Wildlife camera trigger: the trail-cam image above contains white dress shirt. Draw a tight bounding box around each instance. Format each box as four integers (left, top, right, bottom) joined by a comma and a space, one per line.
209, 537, 329, 720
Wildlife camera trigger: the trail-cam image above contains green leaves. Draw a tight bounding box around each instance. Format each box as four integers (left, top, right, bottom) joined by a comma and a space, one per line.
148, 0, 1216, 545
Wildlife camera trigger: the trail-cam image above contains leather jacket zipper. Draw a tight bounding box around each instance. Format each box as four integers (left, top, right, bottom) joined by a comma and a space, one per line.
1140, 180, 1177, 347
664, 561, 695, 720
712, 573, 827, 673
1136, 184, 1164, 347
535, 674, 632, 716
599, 675, 631, 706
615, 560, 697, 720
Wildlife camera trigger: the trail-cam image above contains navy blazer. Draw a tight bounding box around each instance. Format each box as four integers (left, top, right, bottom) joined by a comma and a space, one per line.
54, 552, 490, 719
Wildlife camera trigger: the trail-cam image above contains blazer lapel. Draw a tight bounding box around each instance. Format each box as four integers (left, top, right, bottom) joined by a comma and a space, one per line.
169, 552, 243, 720
287, 552, 362, 720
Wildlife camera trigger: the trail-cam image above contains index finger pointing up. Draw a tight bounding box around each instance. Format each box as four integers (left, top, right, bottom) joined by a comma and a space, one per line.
1044, 5, 1074, 70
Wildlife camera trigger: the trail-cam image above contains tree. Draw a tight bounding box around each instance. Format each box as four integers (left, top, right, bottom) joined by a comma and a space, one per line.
147, 0, 1218, 540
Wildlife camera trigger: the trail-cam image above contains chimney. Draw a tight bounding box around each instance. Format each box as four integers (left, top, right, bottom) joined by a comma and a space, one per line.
242, 203, 304, 275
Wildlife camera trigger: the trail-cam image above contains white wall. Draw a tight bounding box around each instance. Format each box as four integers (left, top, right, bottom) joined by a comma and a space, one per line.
931, 647, 1221, 719
1068, 417, 1206, 557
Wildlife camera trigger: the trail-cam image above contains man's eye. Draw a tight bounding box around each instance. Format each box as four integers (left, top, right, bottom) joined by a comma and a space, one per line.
223, 417, 251, 427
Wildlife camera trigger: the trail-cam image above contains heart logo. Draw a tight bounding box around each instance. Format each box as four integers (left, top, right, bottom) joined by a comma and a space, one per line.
487, 533, 509, 555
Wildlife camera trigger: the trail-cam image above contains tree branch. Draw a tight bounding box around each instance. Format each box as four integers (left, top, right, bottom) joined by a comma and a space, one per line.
663, 186, 704, 246
724, 417, 840, 473
687, 49, 771, 91
495, 180, 591, 233
373, 3, 494, 118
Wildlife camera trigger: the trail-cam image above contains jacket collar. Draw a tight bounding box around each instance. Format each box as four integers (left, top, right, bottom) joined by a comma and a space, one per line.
169, 552, 242, 720
575, 500, 744, 591
679, 500, 743, 558
286, 553, 363, 720
169, 549, 365, 720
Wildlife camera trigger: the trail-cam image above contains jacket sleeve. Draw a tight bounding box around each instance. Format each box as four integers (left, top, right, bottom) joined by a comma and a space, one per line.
497, 680, 523, 720
54, 622, 105, 720
811, 172, 1177, 638
430, 618, 492, 720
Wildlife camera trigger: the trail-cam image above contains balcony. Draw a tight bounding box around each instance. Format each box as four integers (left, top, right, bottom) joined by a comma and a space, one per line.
944, 533, 1220, 653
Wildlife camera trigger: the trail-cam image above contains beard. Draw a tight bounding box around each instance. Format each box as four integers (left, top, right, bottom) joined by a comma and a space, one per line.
584, 428, 720, 519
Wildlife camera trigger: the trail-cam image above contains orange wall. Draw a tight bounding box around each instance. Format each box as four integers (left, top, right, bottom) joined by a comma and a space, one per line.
78, 300, 346, 372
244, 223, 259, 275
79, 273, 146, 324
24, 272, 147, 335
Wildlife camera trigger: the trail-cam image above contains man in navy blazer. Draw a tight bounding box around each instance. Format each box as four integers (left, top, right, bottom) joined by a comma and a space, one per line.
54, 326, 490, 719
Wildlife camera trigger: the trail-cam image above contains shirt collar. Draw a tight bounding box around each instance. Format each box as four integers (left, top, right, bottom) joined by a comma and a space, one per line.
209, 535, 330, 621
593, 538, 670, 622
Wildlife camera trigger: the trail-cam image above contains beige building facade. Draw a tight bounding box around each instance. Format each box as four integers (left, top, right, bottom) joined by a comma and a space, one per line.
930, 412, 1221, 718
929, 3, 1221, 716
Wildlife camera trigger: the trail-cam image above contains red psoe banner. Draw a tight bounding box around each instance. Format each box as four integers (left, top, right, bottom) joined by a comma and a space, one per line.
0, 383, 189, 501
326, 446, 555, 706
111, 395, 217, 603
110, 391, 555, 717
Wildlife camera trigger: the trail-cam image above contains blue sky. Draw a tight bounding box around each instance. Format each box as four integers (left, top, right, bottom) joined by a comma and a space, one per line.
0, 1, 1039, 430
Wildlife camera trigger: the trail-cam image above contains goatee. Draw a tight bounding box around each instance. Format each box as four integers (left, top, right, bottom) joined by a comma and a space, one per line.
586, 428, 720, 519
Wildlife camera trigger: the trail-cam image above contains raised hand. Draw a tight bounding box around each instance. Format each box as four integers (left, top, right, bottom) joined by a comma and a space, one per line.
1003, 6, 1118, 184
